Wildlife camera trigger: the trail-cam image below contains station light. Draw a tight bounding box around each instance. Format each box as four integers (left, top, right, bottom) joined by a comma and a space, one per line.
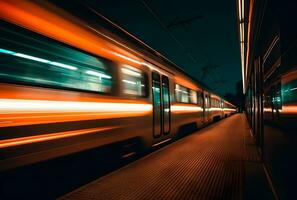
238, 0, 246, 93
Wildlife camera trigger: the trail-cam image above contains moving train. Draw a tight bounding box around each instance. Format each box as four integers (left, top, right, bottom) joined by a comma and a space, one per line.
0, 1, 236, 171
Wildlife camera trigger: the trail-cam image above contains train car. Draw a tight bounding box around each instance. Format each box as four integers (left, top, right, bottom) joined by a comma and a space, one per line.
210, 94, 224, 121
0, 1, 236, 171
222, 100, 237, 118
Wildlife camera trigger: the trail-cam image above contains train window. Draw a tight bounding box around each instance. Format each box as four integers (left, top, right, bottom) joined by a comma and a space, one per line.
0, 22, 113, 93
175, 84, 189, 103
175, 84, 182, 102
211, 98, 220, 108
205, 94, 211, 108
197, 91, 203, 106
211, 98, 214, 107
121, 65, 146, 96
220, 100, 224, 108
152, 72, 162, 137
190, 90, 198, 104
162, 76, 170, 134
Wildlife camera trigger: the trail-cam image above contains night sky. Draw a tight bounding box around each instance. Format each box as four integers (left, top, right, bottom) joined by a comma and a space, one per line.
86, 0, 241, 96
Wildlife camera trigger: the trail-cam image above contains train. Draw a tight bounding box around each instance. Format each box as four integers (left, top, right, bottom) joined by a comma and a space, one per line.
0, 1, 236, 171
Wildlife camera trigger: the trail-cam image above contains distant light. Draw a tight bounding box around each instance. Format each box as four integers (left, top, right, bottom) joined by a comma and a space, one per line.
49, 61, 77, 71
164, 108, 170, 112
86, 70, 111, 79
14, 53, 50, 63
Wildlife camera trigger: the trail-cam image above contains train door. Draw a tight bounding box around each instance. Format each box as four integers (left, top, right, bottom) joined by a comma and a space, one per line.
161, 75, 171, 135
202, 91, 210, 123
152, 72, 171, 137
220, 99, 224, 118
202, 91, 206, 123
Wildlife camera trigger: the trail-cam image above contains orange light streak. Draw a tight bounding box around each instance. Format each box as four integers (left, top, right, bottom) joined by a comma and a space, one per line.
211, 95, 221, 101
0, 126, 117, 148
0, 98, 152, 113
243, 0, 254, 93
282, 105, 297, 114
0, 0, 142, 67
282, 70, 297, 84
0, 83, 144, 103
0, 98, 152, 127
171, 105, 203, 113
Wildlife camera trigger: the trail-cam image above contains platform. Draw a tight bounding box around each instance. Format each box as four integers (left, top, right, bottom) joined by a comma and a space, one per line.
60, 114, 275, 200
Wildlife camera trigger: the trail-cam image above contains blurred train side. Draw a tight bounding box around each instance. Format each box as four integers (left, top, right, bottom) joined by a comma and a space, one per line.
0, 1, 236, 171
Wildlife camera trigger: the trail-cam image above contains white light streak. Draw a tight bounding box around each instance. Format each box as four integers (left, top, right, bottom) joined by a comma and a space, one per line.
121, 67, 141, 77
0, 99, 152, 113
49, 61, 77, 70
238, 0, 246, 93
171, 105, 203, 112
14, 53, 50, 63
210, 108, 222, 111
122, 79, 136, 85
0, 48, 78, 71
223, 108, 237, 111
86, 70, 111, 79
0, 48, 15, 54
